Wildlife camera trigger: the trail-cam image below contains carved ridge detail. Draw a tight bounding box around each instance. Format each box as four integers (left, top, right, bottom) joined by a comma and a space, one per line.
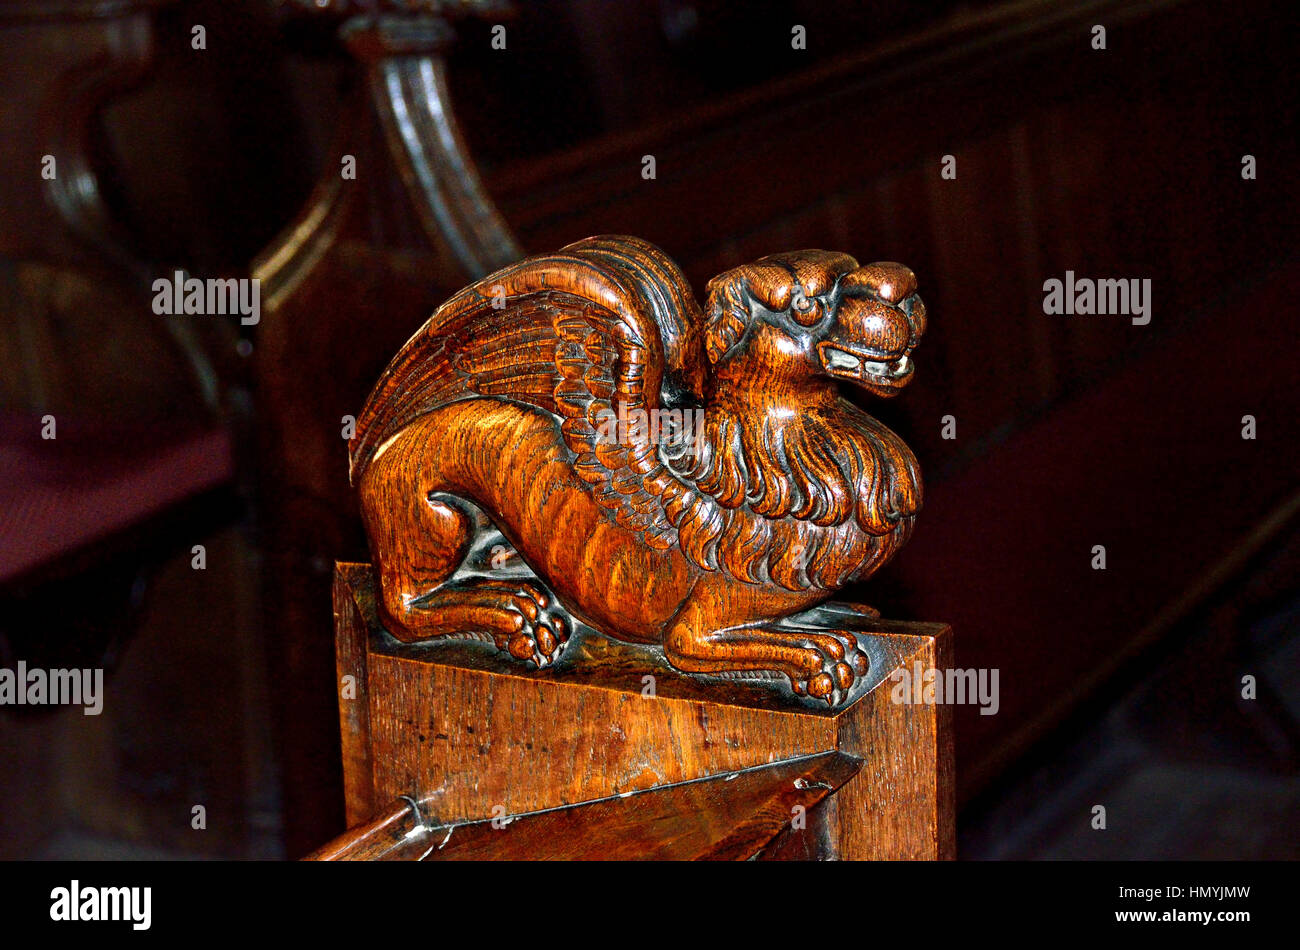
351, 235, 928, 704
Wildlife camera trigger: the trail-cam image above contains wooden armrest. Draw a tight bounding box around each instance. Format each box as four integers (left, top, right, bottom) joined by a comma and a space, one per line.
307, 752, 861, 861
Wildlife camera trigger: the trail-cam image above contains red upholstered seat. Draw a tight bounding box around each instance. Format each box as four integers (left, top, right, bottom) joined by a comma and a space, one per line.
0, 413, 234, 583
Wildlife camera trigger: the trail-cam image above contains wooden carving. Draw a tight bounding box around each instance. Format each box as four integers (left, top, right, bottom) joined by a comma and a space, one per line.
350, 236, 925, 704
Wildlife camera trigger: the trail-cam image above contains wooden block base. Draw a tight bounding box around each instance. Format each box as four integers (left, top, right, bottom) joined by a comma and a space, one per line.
332, 562, 954, 860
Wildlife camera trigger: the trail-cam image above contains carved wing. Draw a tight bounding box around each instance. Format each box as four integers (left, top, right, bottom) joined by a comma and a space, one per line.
349, 234, 709, 551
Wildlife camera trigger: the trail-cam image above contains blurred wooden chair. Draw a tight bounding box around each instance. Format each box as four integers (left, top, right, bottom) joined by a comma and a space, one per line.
0, 0, 242, 668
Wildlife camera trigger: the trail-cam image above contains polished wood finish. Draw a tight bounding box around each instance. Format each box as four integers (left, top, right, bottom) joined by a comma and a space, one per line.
331, 562, 953, 859
308, 752, 862, 861
351, 236, 925, 705
303, 796, 418, 862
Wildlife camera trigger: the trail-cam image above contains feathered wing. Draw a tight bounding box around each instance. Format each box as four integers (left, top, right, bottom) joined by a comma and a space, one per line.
348, 236, 707, 555
350, 235, 916, 591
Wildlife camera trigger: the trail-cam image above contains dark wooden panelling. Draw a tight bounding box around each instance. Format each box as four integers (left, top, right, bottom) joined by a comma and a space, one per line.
245, 0, 1296, 843
484, 0, 1298, 800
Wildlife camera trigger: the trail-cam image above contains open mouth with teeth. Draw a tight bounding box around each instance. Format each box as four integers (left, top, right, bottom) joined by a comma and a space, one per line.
817, 341, 914, 393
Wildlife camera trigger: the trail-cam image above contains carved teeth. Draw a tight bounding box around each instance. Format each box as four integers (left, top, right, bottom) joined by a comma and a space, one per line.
863, 355, 909, 379
825, 346, 910, 381
824, 348, 860, 371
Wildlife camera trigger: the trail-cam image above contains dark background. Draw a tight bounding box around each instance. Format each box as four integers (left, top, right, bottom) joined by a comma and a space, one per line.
1, 0, 1296, 859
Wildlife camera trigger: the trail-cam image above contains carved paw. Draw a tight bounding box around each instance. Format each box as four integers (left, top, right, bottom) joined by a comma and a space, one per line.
447, 579, 572, 668
784, 629, 870, 706
384, 579, 572, 668
504, 612, 570, 669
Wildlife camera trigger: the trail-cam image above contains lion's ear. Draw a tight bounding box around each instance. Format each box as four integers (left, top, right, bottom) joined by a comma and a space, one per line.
704, 277, 750, 365
704, 261, 794, 365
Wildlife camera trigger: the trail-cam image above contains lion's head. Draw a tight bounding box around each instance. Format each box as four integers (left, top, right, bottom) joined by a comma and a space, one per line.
703, 251, 926, 399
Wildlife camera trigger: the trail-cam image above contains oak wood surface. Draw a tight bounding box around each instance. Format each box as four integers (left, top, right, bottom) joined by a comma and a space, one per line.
333, 562, 953, 859
303, 796, 417, 862
308, 751, 862, 861
350, 236, 926, 706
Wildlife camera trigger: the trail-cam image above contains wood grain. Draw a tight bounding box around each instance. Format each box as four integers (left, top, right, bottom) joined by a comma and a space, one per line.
332, 562, 953, 859
308, 752, 862, 861
350, 235, 926, 705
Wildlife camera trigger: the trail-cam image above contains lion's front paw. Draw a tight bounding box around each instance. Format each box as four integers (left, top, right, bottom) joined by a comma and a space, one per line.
784, 629, 870, 706
664, 621, 870, 708
505, 614, 569, 668
381, 578, 571, 668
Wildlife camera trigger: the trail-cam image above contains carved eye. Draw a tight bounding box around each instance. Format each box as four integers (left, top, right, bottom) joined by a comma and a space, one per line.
791, 291, 821, 325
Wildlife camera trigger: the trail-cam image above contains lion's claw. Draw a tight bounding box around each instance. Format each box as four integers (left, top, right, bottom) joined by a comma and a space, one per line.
505, 616, 567, 668
385, 576, 570, 668
783, 629, 869, 706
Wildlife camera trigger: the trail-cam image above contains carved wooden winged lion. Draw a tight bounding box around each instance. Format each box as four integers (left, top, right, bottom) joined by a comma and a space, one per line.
350, 236, 925, 704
